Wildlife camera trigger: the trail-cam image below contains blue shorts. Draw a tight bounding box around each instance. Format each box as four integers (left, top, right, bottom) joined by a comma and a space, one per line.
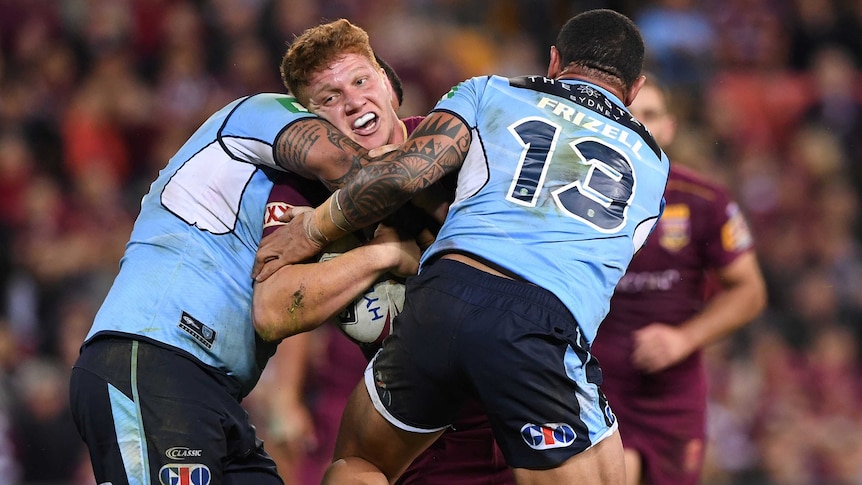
366, 258, 618, 469
70, 336, 283, 485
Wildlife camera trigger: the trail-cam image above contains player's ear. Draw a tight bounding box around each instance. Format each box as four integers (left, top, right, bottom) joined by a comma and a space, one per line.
624, 75, 647, 107
547, 46, 562, 78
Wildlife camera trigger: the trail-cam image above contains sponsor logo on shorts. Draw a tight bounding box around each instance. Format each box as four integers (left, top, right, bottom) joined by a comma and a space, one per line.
159, 463, 211, 485
178, 312, 216, 349
166, 446, 203, 460
520, 422, 576, 450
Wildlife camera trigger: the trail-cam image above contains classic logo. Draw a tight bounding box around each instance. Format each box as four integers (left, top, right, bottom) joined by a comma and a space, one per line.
166, 447, 203, 460
520, 422, 576, 450
159, 464, 211, 485
178, 312, 216, 349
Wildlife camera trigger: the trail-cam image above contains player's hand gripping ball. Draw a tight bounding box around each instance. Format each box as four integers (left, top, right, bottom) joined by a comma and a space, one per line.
319, 236, 406, 344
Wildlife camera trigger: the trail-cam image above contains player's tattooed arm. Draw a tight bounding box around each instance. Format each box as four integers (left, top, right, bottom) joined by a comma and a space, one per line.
275, 118, 368, 191
251, 113, 469, 283
338, 112, 470, 228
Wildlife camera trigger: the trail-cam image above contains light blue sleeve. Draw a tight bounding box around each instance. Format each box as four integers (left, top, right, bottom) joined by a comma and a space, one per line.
431, 76, 491, 128
219, 93, 317, 169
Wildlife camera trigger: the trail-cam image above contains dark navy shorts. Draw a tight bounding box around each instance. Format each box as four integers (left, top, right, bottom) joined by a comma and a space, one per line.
366, 258, 618, 470
70, 336, 283, 485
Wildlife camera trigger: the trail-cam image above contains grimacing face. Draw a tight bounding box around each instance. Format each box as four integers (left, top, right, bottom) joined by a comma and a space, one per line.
628, 84, 676, 148
303, 53, 404, 150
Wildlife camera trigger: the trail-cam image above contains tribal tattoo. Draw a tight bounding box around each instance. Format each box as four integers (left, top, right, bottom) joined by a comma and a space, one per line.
275, 119, 368, 191
338, 112, 470, 229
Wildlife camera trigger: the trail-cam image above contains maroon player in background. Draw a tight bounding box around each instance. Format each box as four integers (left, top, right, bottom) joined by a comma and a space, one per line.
254, 20, 513, 485
590, 76, 767, 485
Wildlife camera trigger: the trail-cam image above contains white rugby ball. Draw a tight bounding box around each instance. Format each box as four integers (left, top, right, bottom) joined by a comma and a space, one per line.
319, 235, 406, 344
336, 276, 405, 344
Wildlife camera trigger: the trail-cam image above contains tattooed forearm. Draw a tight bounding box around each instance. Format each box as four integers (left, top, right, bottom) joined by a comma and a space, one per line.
319, 122, 368, 189
338, 113, 470, 228
275, 119, 368, 191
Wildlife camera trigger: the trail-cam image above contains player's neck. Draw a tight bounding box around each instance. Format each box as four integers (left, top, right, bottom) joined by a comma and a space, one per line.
392, 119, 407, 144
556, 71, 625, 102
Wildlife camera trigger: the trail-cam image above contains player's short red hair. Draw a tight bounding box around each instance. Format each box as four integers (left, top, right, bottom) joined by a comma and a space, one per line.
281, 19, 379, 104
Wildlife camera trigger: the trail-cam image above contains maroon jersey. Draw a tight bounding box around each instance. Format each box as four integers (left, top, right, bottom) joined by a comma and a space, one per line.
591, 164, 754, 485
402, 115, 424, 133
262, 171, 329, 238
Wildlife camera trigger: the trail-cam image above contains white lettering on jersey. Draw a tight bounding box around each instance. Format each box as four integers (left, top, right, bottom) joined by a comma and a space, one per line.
536, 97, 644, 159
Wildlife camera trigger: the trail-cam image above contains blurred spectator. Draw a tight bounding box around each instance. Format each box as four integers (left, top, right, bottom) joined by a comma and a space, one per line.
635, 0, 715, 106
710, 0, 793, 71
800, 44, 862, 220
0, 130, 35, 231
10, 357, 87, 484
219, 33, 284, 95
787, 0, 862, 71
703, 70, 810, 156
0, 320, 21, 483
60, 77, 126, 183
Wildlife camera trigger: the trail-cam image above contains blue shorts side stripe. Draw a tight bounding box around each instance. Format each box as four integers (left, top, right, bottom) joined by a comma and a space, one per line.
108, 340, 151, 484
564, 342, 617, 445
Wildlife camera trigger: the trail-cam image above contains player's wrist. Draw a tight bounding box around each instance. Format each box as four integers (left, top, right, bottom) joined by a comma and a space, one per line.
382, 246, 407, 274
328, 189, 355, 233
353, 237, 396, 275
308, 190, 353, 246
303, 208, 329, 249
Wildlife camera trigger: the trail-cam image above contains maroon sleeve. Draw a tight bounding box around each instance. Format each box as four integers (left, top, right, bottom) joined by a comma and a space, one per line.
595, 165, 756, 389
700, 192, 755, 270
606, 165, 755, 325
263, 172, 329, 237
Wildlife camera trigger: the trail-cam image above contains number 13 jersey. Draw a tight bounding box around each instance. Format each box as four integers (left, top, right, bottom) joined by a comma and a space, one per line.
424, 75, 670, 344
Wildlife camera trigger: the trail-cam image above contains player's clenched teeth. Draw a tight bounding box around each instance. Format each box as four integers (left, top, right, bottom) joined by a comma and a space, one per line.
354, 112, 377, 131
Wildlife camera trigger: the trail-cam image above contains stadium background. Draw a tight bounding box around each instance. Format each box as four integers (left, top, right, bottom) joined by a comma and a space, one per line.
1, 0, 861, 483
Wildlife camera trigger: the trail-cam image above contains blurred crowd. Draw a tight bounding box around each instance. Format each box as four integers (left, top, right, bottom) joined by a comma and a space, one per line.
0, 0, 861, 483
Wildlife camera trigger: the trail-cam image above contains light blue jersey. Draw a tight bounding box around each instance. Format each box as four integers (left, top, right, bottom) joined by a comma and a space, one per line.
85, 93, 314, 396
423, 76, 669, 344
